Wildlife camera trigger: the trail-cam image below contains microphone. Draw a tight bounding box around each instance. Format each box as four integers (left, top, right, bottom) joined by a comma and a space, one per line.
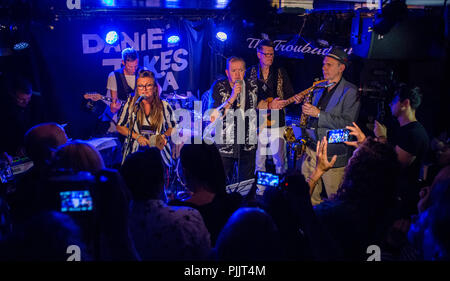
235, 79, 243, 85
134, 95, 145, 106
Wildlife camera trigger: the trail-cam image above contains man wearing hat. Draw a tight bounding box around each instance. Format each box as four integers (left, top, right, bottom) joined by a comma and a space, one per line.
300, 47, 360, 205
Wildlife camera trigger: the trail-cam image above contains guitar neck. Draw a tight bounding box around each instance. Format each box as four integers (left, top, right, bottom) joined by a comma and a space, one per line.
283, 86, 315, 107
100, 96, 125, 105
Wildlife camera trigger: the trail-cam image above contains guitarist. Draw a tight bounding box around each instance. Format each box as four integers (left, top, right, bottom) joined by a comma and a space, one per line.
246, 40, 296, 191
101, 48, 143, 135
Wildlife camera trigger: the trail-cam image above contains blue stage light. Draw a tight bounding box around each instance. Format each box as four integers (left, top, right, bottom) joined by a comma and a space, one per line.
216, 31, 228, 42
13, 42, 29, 51
102, 0, 115, 6
105, 31, 119, 44
167, 35, 180, 44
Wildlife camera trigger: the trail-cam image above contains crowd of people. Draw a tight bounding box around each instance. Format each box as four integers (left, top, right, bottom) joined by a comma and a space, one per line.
0, 41, 449, 261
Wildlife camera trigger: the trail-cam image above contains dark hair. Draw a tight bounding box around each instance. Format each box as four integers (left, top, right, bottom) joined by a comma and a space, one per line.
120, 148, 165, 201
256, 39, 275, 51
336, 137, 400, 216
395, 83, 423, 110
121, 48, 138, 62
215, 207, 282, 261
180, 141, 227, 196
226, 56, 245, 71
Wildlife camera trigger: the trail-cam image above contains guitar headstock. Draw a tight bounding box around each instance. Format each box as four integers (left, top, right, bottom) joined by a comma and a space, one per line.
83, 92, 102, 102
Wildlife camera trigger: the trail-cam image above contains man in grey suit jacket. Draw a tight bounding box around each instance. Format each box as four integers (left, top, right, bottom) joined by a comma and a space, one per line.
300, 48, 360, 205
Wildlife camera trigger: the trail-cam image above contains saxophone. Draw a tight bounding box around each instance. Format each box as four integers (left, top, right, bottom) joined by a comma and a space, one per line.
285, 79, 333, 160
299, 90, 313, 127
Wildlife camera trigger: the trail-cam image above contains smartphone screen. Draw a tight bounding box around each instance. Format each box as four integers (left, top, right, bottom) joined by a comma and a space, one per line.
327, 129, 350, 144
256, 171, 280, 187
60, 190, 93, 212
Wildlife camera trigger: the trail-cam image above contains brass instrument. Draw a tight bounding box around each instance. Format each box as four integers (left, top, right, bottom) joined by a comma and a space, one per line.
299, 90, 313, 127
299, 79, 329, 127
284, 79, 335, 160
284, 126, 307, 160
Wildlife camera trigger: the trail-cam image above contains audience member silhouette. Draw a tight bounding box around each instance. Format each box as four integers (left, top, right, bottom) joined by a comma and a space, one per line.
214, 207, 283, 261
313, 137, 400, 260
169, 141, 243, 246
121, 148, 211, 260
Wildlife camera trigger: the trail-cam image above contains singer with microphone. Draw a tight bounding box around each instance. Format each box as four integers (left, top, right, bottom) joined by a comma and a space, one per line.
116, 70, 176, 168
299, 47, 361, 206
208, 56, 259, 184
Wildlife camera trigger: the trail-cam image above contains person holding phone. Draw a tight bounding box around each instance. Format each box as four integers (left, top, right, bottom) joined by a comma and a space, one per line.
299, 47, 360, 205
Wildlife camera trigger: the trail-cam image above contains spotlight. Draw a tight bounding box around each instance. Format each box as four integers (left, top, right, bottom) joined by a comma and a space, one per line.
167, 35, 180, 44
102, 0, 115, 7
13, 42, 29, 51
105, 31, 119, 45
215, 31, 228, 42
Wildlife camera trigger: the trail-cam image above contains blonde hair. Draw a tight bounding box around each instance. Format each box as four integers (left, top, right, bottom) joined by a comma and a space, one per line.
130, 70, 163, 132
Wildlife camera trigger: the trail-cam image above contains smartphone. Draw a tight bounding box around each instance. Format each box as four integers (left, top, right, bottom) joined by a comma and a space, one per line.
60, 190, 93, 212
327, 128, 350, 144
256, 171, 280, 187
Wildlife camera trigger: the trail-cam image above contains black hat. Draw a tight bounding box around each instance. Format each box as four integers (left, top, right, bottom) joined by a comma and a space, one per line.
325, 47, 349, 66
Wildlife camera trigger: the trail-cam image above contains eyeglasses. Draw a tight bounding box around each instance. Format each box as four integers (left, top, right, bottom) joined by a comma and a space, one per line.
137, 83, 155, 89
258, 52, 274, 57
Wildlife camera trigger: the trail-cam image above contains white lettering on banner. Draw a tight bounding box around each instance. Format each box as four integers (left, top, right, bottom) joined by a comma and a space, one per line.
247, 37, 352, 56
104, 43, 121, 54
148, 28, 163, 49
172, 48, 188, 71
81, 28, 190, 92
162, 71, 179, 91
82, 34, 104, 54
161, 50, 174, 71
122, 32, 140, 51
66, 0, 81, 10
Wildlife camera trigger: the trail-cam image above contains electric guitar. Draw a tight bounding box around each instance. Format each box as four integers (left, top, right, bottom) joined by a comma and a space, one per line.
83, 92, 126, 107
261, 79, 334, 127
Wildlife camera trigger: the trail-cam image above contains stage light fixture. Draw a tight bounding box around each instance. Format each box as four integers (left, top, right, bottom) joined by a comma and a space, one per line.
13, 42, 29, 51
102, 0, 115, 7
105, 31, 119, 44
215, 31, 228, 42
167, 35, 180, 44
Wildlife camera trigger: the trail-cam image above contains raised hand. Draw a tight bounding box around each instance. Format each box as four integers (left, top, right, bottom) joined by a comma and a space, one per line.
374, 120, 387, 139
344, 122, 366, 148
315, 136, 337, 173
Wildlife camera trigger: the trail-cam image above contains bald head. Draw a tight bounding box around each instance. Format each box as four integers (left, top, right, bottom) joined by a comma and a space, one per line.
24, 123, 68, 164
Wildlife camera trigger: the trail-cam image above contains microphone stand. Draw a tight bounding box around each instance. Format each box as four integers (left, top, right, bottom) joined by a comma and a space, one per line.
121, 98, 141, 165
